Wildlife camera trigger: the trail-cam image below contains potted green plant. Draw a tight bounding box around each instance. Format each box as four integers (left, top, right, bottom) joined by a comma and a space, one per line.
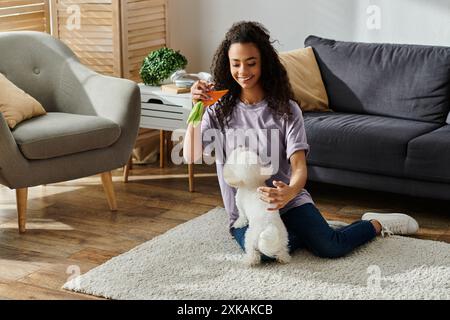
139, 47, 188, 86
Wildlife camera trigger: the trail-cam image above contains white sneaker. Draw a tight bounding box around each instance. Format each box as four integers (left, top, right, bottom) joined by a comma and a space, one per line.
361, 212, 419, 237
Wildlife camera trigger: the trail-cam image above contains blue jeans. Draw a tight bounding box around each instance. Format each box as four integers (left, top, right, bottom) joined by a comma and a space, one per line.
231, 203, 377, 260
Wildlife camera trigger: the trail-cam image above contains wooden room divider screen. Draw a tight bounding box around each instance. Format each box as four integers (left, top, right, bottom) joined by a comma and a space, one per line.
50, 0, 169, 82
0, 0, 51, 33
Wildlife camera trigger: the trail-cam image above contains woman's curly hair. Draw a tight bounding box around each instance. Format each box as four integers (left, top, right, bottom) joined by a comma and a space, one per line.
211, 21, 296, 131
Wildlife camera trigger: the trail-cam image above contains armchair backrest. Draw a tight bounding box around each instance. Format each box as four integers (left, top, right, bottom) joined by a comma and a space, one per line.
0, 31, 79, 112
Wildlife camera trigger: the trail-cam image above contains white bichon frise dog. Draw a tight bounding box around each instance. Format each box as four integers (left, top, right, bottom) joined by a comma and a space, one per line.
223, 146, 290, 266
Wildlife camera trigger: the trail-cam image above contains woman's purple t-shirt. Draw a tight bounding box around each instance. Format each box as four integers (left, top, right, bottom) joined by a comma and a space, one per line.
200, 99, 314, 228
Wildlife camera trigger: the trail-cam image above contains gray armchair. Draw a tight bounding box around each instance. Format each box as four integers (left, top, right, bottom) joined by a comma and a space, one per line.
0, 31, 141, 233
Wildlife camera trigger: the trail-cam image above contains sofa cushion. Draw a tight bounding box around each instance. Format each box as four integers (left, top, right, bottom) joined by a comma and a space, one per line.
0, 73, 47, 129
279, 47, 330, 112
12, 112, 121, 160
304, 35, 450, 123
405, 125, 450, 183
303, 112, 440, 177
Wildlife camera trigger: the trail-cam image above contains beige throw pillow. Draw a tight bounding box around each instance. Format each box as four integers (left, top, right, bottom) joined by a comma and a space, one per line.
279, 47, 331, 112
0, 73, 46, 129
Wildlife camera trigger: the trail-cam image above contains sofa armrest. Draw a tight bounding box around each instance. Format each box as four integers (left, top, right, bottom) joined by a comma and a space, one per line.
79, 73, 141, 129
55, 59, 141, 128
0, 113, 28, 187
52, 59, 141, 166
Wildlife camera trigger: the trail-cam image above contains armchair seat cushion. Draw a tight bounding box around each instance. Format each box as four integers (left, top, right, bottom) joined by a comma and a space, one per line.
12, 112, 121, 160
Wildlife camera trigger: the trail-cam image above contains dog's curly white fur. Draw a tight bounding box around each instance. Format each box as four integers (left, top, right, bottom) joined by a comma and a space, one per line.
223, 147, 290, 266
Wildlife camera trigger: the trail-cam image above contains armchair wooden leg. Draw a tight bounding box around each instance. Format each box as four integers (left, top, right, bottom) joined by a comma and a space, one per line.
123, 156, 132, 183
101, 172, 117, 211
16, 188, 28, 233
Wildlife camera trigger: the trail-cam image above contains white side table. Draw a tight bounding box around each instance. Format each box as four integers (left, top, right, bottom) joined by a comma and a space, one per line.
123, 84, 196, 192
139, 83, 192, 131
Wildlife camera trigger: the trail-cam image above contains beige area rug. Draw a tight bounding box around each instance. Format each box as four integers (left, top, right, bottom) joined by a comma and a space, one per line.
63, 207, 450, 299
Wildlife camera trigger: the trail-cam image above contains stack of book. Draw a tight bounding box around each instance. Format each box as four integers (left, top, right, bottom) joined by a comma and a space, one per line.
161, 84, 191, 94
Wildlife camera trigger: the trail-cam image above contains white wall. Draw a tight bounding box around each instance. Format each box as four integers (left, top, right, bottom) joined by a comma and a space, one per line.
167, 0, 450, 72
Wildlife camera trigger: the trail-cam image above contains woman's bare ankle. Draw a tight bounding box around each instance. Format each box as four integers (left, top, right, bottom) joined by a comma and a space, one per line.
371, 220, 382, 235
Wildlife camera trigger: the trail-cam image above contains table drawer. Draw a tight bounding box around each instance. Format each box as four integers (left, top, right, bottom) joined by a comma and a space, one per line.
140, 102, 188, 131
141, 93, 191, 108
141, 102, 185, 120
140, 116, 184, 131
139, 86, 191, 131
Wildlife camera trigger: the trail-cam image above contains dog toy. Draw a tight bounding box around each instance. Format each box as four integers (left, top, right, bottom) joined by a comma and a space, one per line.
186, 90, 228, 127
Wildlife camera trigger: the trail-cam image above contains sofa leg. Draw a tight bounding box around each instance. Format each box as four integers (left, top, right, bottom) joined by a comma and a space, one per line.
100, 171, 117, 211
16, 188, 28, 233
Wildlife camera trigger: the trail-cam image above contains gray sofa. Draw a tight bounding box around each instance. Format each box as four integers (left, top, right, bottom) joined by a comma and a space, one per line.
0, 31, 141, 232
303, 36, 450, 201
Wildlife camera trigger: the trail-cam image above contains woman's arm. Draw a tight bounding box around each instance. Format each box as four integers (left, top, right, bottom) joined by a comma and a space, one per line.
183, 122, 203, 164
287, 150, 308, 195
258, 150, 307, 211
183, 80, 214, 164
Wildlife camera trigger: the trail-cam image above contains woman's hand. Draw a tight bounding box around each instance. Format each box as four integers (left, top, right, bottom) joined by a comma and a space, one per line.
257, 180, 298, 211
191, 80, 215, 103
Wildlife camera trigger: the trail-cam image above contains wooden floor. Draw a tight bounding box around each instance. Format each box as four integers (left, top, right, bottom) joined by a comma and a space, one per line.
0, 162, 449, 299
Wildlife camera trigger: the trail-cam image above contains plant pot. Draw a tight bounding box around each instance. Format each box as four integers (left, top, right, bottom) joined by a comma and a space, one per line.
160, 77, 173, 85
